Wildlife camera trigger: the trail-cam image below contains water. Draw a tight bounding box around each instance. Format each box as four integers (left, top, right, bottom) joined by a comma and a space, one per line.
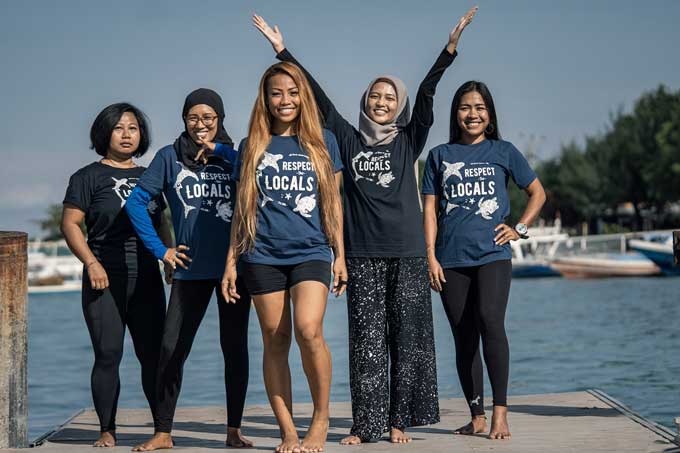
27, 277, 680, 440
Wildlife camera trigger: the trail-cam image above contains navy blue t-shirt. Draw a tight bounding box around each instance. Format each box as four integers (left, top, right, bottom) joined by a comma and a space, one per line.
137, 145, 236, 279
421, 139, 537, 267
233, 130, 343, 265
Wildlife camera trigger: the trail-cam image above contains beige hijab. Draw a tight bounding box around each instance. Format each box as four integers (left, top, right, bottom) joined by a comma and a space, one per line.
358, 75, 410, 147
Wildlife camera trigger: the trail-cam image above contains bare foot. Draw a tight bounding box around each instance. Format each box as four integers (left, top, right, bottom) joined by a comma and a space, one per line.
93, 431, 115, 447
226, 427, 253, 448
339, 435, 362, 446
390, 428, 411, 444
276, 431, 300, 453
453, 415, 487, 435
131, 432, 174, 451
301, 418, 328, 452
488, 406, 511, 440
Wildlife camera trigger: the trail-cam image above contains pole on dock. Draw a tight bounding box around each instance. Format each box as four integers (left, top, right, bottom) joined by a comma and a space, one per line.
673, 231, 679, 266
0, 232, 28, 449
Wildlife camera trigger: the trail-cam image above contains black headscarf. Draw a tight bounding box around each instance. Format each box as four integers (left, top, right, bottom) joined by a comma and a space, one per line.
173, 88, 233, 170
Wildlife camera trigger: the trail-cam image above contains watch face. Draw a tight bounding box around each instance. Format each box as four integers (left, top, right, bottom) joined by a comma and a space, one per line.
516, 223, 528, 235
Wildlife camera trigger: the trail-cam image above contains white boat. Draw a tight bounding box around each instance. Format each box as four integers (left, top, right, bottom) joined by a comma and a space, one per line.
550, 252, 661, 279
629, 235, 680, 276
28, 240, 82, 294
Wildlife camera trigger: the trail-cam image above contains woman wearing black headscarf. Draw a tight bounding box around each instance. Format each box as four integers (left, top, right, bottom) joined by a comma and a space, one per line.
126, 89, 252, 450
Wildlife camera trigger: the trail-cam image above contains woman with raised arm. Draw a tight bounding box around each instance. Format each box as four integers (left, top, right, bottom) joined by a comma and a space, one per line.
61, 103, 171, 448
422, 81, 546, 440
126, 89, 252, 451
222, 61, 346, 453
253, 7, 477, 445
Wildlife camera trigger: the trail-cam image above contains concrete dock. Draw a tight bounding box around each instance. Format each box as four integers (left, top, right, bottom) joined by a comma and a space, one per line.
6, 390, 679, 452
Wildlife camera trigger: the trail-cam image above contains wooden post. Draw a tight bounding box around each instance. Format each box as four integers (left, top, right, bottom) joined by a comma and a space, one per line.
0, 232, 28, 448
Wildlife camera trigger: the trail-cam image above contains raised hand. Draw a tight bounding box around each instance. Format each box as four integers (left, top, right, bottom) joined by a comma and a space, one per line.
252, 14, 285, 54
447, 5, 478, 53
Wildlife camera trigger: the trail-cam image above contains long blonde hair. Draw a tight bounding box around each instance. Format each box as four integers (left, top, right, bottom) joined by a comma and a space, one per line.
233, 62, 341, 255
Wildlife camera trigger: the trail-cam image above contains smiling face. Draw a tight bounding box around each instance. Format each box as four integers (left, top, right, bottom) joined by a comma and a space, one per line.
185, 104, 218, 144
267, 73, 300, 129
108, 112, 140, 156
456, 91, 490, 143
366, 81, 398, 125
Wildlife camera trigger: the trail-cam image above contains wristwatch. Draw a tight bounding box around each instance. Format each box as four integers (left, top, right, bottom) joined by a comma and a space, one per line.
515, 223, 529, 239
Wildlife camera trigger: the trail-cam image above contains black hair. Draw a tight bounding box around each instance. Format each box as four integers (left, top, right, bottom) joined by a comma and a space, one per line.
449, 81, 500, 143
89, 102, 151, 157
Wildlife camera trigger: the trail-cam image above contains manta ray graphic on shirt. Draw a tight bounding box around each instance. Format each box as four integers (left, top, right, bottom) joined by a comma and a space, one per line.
442, 161, 465, 183
258, 152, 283, 172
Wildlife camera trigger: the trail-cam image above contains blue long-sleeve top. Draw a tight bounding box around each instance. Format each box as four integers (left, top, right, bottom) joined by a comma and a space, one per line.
126, 143, 239, 279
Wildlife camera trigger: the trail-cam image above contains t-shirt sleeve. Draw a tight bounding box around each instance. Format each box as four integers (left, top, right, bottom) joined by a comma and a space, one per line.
323, 130, 343, 172
507, 143, 537, 189
214, 143, 239, 164
137, 148, 170, 197
232, 139, 246, 182
421, 148, 440, 195
63, 168, 92, 212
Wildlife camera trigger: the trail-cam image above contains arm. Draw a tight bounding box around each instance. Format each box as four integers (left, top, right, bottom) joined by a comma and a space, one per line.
221, 189, 242, 303
405, 6, 477, 159
423, 195, 446, 292
331, 172, 347, 297
126, 186, 191, 270
61, 205, 109, 290
156, 209, 175, 284
195, 142, 239, 165
494, 178, 547, 245
252, 14, 356, 139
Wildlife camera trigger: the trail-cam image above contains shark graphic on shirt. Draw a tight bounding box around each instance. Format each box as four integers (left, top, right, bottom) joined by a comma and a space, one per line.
111, 177, 129, 207
174, 163, 199, 218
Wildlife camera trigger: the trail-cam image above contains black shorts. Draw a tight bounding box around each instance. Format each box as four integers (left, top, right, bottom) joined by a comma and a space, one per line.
241, 260, 332, 295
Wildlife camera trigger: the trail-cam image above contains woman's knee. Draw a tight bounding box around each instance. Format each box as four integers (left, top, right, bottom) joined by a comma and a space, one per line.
294, 324, 325, 350
262, 329, 292, 354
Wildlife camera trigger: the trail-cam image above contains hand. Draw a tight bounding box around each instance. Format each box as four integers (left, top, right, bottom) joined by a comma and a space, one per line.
87, 261, 109, 290
193, 140, 216, 165
494, 223, 520, 246
448, 5, 478, 52
427, 256, 447, 292
163, 245, 192, 270
332, 257, 348, 297
252, 14, 285, 54
221, 264, 241, 303
163, 261, 174, 285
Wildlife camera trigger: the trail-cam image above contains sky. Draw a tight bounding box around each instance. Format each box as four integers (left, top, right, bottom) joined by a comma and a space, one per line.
1, 0, 679, 237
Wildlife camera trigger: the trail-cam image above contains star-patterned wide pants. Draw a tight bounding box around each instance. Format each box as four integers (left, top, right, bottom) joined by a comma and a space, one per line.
345, 257, 440, 441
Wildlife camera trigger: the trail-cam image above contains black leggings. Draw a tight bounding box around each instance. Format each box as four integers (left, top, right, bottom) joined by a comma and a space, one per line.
82, 266, 166, 432
439, 259, 512, 416
155, 278, 250, 432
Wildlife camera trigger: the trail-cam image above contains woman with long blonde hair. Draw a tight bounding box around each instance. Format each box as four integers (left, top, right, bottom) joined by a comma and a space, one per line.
222, 61, 347, 453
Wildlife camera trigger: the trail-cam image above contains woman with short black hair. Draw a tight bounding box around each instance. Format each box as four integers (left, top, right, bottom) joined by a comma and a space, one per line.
61, 102, 171, 448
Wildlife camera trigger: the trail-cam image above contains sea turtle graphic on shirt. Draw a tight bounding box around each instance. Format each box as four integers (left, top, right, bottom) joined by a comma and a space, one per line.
377, 172, 395, 188
293, 193, 316, 218
215, 199, 233, 222
475, 197, 499, 220
147, 199, 159, 214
